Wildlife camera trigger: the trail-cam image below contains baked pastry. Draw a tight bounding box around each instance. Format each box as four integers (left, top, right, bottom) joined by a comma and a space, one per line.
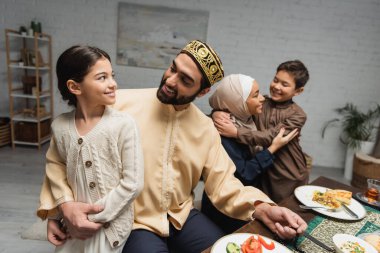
312, 189, 352, 208
364, 234, 380, 252
312, 191, 341, 208
325, 189, 352, 205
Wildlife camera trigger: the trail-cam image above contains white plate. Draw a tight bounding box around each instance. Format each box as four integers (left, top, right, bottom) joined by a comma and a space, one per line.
357, 230, 380, 251
357, 229, 380, 240
211, 233, 291, 253
333, 233, 377, 253
294, 185, 366, 220
355, 192, 380, 208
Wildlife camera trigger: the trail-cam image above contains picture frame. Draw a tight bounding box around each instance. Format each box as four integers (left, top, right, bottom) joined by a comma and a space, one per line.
20, 49, 45, 66
20, 48, 29, 66
37, 50, 45, 66
28, 51, 36, 66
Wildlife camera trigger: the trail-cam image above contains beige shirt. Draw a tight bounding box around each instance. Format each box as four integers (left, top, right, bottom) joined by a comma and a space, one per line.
38, 88, 273, 237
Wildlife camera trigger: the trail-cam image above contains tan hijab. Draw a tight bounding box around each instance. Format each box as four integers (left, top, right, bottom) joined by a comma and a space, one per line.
209, 74, 257, 132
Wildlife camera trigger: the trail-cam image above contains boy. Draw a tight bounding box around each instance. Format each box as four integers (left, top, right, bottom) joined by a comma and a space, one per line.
214, 60, 310, 202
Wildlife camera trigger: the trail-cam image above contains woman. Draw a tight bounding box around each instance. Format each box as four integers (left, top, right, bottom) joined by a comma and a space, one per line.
201, 74, 298, 233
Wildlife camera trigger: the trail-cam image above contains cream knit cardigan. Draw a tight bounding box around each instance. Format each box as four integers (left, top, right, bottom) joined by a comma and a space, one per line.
50, 106, 144, 248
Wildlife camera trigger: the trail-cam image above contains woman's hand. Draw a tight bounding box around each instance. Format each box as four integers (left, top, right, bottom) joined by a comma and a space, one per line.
267, 128, 298, 154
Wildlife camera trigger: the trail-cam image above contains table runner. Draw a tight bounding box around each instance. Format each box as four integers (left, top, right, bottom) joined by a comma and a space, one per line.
287, 206, 380, 252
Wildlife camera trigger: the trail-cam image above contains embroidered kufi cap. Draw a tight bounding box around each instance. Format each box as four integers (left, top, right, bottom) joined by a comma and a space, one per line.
181, 40, 224, 87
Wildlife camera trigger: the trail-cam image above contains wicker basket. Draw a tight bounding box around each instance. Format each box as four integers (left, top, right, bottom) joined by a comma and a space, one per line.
304, 153, 313, 170
14, 119, 50, 142
0, 117, 11, 147
351, 152, 380, 190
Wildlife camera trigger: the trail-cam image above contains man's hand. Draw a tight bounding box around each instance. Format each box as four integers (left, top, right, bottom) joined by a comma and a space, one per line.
212, 111, 237, 138
253, 203, 307, 240
59, 202, 104, 240
47, 219, 67, 246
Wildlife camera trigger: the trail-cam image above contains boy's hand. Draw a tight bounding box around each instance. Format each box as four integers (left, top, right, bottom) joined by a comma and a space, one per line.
47, 219, 67, 246
59, 201, 104, 240
211, 111, 238, 138
268, 128, 298, 154
214, 118, 238, 138
211, 111, 230, 121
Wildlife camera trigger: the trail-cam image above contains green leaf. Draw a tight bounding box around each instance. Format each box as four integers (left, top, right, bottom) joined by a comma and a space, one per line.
321, 102, 380, 149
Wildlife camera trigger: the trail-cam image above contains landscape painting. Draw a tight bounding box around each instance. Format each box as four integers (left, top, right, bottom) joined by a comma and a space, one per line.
117, 2, 209, 69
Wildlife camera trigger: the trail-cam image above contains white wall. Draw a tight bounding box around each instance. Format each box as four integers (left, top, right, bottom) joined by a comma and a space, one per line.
1, 0, 379, 169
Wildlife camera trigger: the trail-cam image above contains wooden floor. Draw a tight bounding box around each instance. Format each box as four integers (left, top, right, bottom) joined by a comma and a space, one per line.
0, 144, 348, 253
0, 144, 53, 253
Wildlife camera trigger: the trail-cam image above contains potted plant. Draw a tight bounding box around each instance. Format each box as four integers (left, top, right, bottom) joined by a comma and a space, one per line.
322, 102, 380, 180
322, 103, 380, 149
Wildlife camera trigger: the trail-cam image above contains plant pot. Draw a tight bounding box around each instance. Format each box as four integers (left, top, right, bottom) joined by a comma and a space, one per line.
344, 140, 376, 180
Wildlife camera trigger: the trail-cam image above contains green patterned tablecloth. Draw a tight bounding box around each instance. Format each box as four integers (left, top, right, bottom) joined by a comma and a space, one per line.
287, 206, 380, 252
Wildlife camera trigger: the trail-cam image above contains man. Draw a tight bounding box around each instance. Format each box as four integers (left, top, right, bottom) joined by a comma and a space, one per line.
38, 40, 307, 253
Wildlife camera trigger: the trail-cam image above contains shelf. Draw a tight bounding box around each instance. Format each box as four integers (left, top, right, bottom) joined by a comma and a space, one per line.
9, 64, 50, 70
6, 28, 53, 149
12, 114, 51, 123
7, 32, 49, 41
11, 90, 51, 99
13, 136, 51, 146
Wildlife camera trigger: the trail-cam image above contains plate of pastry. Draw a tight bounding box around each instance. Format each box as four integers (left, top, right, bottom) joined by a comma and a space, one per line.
295, 185, 366, 220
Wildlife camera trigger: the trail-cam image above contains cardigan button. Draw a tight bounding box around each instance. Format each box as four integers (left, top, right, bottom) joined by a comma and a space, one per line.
113, 241, 119, 247
103, 222, 110, 229
78, 138, 83, 144
85, 161, 92, 167
89, 182, 96, 189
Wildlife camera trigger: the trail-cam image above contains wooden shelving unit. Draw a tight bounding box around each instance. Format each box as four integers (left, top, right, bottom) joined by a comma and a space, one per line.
5, 29, 53, 149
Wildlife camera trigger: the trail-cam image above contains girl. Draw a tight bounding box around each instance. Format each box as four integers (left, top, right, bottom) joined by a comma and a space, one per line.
201, 74, 298, 233
41, 45, 144, 253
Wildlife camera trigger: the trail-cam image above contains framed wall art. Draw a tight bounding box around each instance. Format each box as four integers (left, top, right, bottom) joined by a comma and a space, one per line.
117, 2, 209, 69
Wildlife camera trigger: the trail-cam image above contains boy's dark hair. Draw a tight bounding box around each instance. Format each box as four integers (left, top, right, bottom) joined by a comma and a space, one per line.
56, 45, 111, 107
277, 60, 309, 89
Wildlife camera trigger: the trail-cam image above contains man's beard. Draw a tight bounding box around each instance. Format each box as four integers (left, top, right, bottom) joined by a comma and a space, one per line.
156, 76, 201, 105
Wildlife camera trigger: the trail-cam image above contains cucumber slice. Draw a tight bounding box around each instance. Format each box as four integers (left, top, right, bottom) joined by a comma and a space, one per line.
226, 242, 240, 253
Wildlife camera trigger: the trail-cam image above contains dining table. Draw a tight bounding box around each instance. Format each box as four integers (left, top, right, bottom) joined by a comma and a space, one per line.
202, 176, 380, 253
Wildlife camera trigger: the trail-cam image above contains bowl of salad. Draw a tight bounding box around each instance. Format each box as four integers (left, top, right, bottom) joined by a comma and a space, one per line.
333, 234, 377, 253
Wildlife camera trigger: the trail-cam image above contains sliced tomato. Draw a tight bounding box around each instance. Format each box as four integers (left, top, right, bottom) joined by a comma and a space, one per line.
241, 236, 262, 253
258, 235, 275, 250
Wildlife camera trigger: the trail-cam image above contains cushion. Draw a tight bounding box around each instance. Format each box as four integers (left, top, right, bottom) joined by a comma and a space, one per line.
21, 219, 47, 241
